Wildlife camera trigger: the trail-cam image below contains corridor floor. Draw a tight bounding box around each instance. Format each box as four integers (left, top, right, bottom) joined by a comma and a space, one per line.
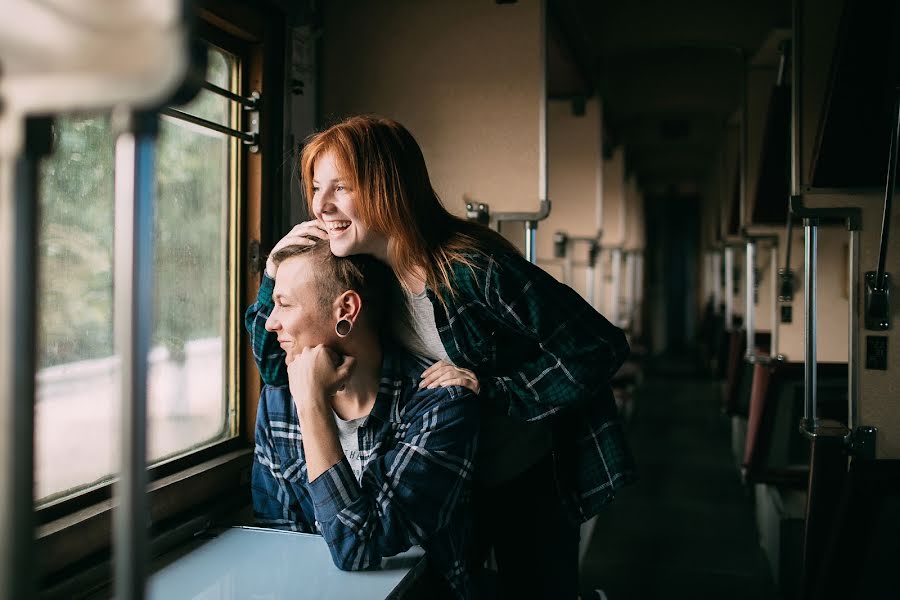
580, 356, 779, 600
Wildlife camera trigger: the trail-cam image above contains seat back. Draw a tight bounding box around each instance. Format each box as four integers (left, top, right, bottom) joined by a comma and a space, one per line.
743, 361, 848, 486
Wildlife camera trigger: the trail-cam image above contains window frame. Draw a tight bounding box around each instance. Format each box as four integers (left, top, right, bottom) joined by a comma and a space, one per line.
36, 0, 285, 588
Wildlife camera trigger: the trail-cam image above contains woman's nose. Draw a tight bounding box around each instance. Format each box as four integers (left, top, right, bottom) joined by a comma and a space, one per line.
264, 313, 278, 332
312, 191, 333, 217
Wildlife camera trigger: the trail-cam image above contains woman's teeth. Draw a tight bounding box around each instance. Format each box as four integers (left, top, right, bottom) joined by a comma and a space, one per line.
326, 221, 350, 232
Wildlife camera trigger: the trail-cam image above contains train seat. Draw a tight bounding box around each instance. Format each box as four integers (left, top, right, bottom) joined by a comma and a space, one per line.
740, 360, 848, 598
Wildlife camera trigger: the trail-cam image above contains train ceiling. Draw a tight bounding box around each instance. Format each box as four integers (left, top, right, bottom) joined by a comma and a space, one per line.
549, 0, 791, 194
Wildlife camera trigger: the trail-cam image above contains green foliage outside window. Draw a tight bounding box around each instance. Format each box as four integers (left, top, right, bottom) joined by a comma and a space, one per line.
37, 47, 233, 369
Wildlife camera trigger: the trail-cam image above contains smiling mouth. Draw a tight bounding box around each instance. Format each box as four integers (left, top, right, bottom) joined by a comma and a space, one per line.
324, 220, 351, 233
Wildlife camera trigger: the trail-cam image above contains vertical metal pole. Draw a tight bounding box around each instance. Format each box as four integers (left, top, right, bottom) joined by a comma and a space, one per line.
113, 110, 157, 600
724, 246, 735, 330
538, 0, 547, 207
803, 221, 818, 429
611, 248, 622, 326
525, 221, 537, 264
770, 243, 780, 358
746, 241, 756, 357
635, 252, 644, 337
791, 0, 802, 197
848, 230, 859, 431
625, 251, 636, 328
0, 116, 48, 600
586, 266, 595, 308
740, 51, 748, 231
713, 252, 722, 310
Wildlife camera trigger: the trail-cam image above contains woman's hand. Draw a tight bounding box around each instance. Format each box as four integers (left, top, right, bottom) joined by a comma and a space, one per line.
419, 360, 480, 395
265, 220, 327, 278
286, 345, 356, 407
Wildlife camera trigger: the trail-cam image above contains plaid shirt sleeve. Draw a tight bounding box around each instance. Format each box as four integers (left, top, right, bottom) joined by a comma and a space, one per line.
307, 385, 478, 572
468, 250, 630, 421
244, 274, 288, 386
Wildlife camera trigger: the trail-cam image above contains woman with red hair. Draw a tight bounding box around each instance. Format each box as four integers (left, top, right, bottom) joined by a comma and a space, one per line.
246, 115, 635, 599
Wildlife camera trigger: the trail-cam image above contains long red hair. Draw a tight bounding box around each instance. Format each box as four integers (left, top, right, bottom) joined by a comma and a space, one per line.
299, 115, 516, 302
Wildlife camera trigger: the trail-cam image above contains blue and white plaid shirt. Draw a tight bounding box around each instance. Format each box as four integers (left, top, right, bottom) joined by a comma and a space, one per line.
251, 347, 479, 598
248, 245, 636, 524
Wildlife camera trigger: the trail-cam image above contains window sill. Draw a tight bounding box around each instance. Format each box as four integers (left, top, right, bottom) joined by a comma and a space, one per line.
38, 448, 253, 590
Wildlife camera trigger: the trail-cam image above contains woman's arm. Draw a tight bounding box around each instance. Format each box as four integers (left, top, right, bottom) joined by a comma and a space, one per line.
467, 250, 630, 421
244, 274, 288, 386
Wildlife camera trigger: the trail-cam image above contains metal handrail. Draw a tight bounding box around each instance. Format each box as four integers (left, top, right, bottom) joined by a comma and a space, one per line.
202, 82, 259, 109
741, 232, 779, 359
111, 109, 156, 600
161, 107, 258, 147
461, 198, 552, 263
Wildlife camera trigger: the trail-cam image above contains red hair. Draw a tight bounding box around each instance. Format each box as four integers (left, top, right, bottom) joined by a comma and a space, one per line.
299, 115, 515, 302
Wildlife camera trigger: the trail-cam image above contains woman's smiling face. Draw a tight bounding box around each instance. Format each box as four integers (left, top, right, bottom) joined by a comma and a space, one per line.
311, 152, 388, 260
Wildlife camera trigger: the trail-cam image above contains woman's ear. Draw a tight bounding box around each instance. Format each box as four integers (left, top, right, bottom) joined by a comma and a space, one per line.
334, 290, 363, 325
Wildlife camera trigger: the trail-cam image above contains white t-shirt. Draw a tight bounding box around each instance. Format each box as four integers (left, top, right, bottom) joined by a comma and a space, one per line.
333, 412, 366, 483
395, 287, 552, 486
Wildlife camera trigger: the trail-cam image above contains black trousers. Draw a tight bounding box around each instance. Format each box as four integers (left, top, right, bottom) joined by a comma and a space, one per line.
473, 453, 581, 600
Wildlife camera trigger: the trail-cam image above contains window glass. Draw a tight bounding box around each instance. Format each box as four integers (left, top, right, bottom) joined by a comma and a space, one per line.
35, 45, 239, 503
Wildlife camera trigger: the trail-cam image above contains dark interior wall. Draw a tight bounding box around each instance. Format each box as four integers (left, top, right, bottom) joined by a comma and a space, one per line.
646, 194, 700, 353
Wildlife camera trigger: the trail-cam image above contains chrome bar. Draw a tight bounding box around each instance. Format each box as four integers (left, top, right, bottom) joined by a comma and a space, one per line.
875, 95, 900, 288
791, 0, 802, 196
724, 246, 735, 330
538, 0, 547, 206
625, 251, 637, 328
803, 221, 818, 432
740, 51, 748, 230
586, 266, 595, 308
160, 107, 257, 145
0, 117, 46, 600
525, 221, 537, 264
848, 229, 860, 431
635, 252, 644, 336
771, 243, 780, 357
202, 81, 259, 109
712, 251, 723, 310
611, 247, 623, 326
745, 240, 756, 357
112, 111, 157, 600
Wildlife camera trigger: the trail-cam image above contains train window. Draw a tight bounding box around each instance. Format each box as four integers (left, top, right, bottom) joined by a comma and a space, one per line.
35, 43, 242, 505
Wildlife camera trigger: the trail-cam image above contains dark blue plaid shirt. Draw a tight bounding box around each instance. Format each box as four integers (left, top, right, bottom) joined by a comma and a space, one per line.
247, 247, 636, 522
251, 347, 479, 598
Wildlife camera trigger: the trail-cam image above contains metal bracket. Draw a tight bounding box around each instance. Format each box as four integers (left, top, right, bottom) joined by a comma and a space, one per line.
465, 200, 491, 226
244, 92, 260, 153
864, 271, 891, 330
849, 426, 877, 460
789, 194, 862, 230
553, 231, 568, 258
778, 267, 795, 302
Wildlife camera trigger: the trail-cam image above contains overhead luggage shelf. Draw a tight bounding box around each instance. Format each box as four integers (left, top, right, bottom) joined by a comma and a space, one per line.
809, 0, 900, 188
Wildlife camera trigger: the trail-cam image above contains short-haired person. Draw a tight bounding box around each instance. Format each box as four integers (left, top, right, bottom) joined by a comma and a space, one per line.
247, 115, 636, 599
248, 239, 479, 598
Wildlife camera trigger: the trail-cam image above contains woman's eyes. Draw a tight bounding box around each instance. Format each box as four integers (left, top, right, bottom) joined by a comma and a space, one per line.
311, 184, 350, 194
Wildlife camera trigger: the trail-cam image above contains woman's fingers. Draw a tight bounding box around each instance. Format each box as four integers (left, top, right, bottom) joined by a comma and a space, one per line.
419, 364, 480, 394
266, 221, 328, 277
419, 361, 450, 388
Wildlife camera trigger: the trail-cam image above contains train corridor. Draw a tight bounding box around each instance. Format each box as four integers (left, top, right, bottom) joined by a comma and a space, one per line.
581, 353, 778, 600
